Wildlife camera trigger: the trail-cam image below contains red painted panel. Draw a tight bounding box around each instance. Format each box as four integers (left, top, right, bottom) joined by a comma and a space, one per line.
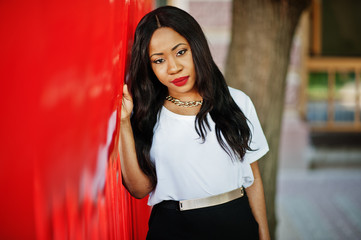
0, 0, 152, 239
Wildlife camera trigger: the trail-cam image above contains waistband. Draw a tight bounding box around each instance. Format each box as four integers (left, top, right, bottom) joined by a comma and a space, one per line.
156, 187, 245, 211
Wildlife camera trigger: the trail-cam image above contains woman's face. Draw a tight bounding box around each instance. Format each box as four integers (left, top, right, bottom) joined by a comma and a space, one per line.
148, 27, 197, 98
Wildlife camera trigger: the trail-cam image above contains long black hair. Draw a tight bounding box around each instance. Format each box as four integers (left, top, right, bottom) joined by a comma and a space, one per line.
129, 6, 252, 188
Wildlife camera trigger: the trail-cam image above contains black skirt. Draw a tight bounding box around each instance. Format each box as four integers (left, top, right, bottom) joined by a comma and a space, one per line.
146, 191, 259, 240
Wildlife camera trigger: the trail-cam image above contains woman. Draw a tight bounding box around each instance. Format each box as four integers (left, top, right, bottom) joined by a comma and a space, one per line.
120, 6, 270, 240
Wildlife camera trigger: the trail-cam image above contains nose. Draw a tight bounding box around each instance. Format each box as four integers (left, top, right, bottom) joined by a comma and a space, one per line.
167, 57, 182, 75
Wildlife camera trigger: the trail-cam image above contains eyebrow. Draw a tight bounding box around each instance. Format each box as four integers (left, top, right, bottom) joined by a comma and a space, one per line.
150, 43, 187, 58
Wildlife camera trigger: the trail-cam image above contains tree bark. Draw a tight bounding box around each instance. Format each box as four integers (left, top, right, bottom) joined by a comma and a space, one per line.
225, 0, 311, 238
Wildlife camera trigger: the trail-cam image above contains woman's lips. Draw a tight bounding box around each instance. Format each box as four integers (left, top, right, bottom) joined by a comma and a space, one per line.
171, 76, 189, 87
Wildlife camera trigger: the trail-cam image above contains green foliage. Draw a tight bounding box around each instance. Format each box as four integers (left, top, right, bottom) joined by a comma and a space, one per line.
307, 72, 355, 101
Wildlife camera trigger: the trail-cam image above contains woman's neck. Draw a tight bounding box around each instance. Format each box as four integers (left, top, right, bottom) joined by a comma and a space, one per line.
167, 88, 202, 102
163, 97, 202, 116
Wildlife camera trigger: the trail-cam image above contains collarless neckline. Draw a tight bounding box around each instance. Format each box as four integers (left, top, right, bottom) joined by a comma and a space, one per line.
162, 106, 197, 119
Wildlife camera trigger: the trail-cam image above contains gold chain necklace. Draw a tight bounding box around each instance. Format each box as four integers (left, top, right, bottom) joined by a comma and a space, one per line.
165, 96, 203, 107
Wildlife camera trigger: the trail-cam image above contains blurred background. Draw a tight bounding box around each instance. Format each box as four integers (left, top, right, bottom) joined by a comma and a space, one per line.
0, 1, 153, 239
0, 0, 360, 239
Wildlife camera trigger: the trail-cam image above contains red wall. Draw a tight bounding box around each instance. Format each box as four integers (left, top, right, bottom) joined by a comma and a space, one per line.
0, 0, 152, 239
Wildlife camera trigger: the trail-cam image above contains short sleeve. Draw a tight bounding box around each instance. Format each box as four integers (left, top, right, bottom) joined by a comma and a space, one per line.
228, 87, 269, 164
243, 96, 269, 164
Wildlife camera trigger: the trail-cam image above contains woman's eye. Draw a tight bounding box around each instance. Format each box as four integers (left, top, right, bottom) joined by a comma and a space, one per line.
153, 58, 165, 64
176, 49, 187, 56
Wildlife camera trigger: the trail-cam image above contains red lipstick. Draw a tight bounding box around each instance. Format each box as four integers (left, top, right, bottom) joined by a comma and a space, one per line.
171, 76, 189, 87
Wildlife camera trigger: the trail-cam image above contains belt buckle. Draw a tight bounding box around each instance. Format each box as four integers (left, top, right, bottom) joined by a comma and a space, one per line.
179, 201, 184, 211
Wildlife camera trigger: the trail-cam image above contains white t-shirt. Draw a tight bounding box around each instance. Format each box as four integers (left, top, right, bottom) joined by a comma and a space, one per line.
148, 87, 269, 206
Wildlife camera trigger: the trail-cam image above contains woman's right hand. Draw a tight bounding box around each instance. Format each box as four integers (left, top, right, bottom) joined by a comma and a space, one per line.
121, 84, 133, 121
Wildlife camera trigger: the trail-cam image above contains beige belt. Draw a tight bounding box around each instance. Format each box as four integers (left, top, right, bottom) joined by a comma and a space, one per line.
179, 187, 244, 211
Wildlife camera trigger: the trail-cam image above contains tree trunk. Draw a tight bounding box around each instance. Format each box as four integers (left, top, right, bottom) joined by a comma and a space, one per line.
225, 0, 311, 238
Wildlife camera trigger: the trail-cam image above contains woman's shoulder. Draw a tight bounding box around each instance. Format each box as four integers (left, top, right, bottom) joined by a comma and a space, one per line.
227, 86, 253, 113
228, 86, 249, 100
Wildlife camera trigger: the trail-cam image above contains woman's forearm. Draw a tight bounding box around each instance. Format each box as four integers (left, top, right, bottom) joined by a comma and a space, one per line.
119, 119, 153, 198
245, 161, 271, 240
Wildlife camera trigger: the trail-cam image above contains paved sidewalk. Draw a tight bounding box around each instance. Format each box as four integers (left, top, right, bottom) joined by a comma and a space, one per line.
276, 110, 361, 240
276, 169, 361, 240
